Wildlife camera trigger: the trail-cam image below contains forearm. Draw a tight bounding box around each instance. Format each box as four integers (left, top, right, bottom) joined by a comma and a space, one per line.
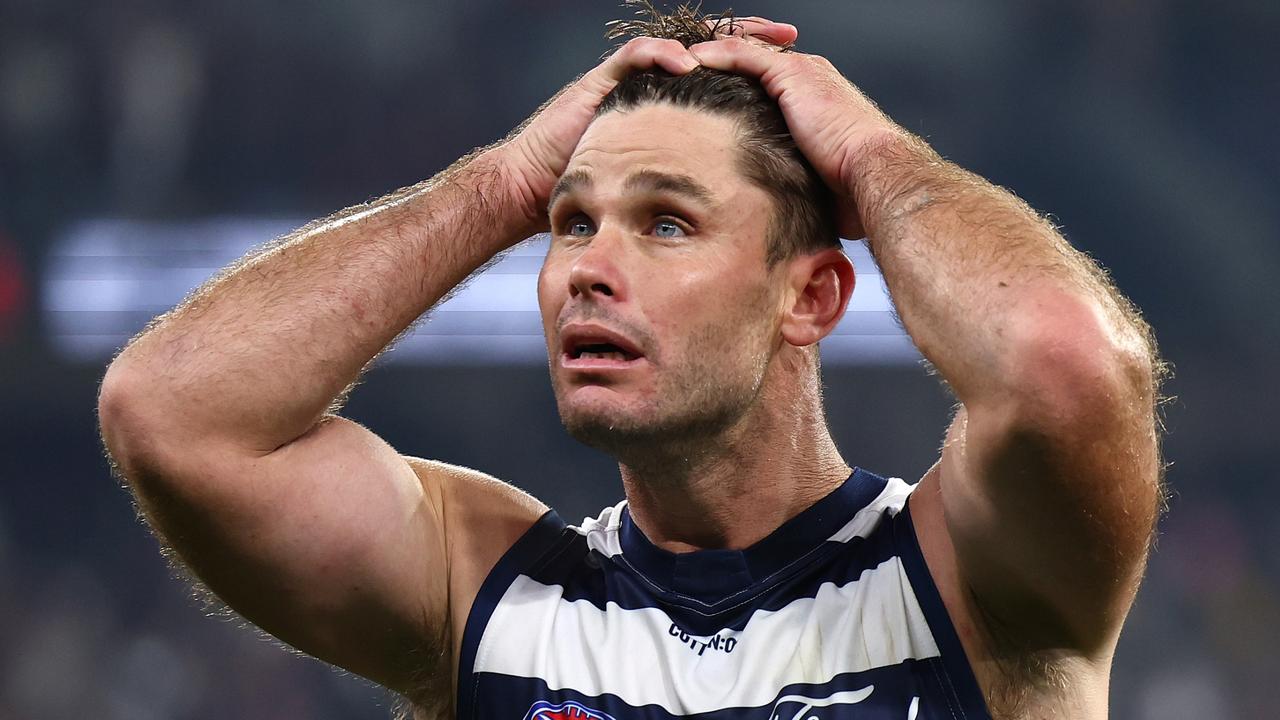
102, 146, 532, 456
847, 133, 1155, 405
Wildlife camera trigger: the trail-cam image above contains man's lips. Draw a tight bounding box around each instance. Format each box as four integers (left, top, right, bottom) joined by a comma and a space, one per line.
559, 322, 647, 371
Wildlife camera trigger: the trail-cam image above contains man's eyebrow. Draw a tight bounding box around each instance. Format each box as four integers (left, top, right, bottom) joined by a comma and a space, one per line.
624, 169, 718, 208
549, 169, 593, 210
547, 168, 719, 211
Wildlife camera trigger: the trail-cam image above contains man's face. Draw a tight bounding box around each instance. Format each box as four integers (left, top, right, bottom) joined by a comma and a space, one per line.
538, 103, 785, 454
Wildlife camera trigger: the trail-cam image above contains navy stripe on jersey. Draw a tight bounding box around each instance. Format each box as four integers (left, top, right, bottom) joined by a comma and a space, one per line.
894, 501, 990, 717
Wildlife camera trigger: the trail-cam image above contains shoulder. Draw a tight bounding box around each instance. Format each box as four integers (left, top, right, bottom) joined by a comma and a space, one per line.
403, 456, 548, 527
402, 457, 549, 639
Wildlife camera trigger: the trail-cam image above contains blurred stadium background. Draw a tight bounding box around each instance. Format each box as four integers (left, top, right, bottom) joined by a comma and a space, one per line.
2, 1, 1278, 717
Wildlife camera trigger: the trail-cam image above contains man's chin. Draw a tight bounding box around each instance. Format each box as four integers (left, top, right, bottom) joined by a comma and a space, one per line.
558, 404, 665, 456
558, 401, 737, 462
553, 377, 754, 460
560, 406, 635, 442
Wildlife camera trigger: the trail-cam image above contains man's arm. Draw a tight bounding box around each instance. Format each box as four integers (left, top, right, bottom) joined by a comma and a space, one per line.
849, 136, 1162, 654
96, 37, 705, 698
97, 150, 536, 696
693, 38, 1162, 654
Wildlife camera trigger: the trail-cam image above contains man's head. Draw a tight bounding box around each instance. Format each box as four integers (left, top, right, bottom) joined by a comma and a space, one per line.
537, 5, 854, 462
599, 6, 838, 266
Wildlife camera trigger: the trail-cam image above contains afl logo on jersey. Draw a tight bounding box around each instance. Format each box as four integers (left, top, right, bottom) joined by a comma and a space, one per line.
523, 700, 617, 720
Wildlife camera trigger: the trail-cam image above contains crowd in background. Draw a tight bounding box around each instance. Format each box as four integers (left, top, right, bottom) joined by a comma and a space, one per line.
2, 1, 1278, 717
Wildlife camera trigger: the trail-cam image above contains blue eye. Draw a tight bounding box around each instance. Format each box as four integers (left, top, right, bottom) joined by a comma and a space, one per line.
567, 218, 595, 237
653, 220, 685, 238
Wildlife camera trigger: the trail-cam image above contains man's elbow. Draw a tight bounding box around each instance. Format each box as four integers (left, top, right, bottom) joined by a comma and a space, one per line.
99, 361, 147, 475
98, 359, 183, 484
1002, 293, 1158, 430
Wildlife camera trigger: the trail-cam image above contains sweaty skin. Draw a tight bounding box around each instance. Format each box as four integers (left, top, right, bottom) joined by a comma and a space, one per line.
98, 19, 1159, 720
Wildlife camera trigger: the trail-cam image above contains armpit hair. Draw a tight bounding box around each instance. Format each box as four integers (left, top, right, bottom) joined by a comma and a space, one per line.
967, 584, 1073, 720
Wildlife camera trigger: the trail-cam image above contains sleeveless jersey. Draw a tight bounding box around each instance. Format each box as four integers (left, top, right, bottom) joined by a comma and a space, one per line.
456, 468, 992, 719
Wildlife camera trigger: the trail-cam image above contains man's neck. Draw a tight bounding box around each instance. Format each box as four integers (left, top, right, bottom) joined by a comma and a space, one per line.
618, 361, 851, 553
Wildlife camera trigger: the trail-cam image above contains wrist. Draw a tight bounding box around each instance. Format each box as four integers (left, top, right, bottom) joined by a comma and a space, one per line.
838, 129, 943, 230
837, 127, 925, 197
439, 145, 546, 251
478, 143, 553, 241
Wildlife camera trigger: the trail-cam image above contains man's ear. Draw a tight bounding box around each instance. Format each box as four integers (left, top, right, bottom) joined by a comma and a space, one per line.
779, 247, 856, 348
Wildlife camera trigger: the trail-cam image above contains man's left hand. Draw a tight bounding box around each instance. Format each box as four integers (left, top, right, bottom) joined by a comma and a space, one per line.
690, 33, 908, 238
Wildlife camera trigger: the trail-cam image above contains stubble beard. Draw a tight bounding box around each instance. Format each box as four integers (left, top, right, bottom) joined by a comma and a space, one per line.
555, 325, 772, 473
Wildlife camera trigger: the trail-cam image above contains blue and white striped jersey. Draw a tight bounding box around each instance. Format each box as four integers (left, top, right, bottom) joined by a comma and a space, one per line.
456, 468, 992, 719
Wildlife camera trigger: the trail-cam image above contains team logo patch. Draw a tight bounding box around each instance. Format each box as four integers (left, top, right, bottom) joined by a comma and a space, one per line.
523, 700, 617, 720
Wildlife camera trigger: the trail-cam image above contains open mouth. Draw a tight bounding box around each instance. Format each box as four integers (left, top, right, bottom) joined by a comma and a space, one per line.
568, 342, 640, 362
560, 324, 646, 369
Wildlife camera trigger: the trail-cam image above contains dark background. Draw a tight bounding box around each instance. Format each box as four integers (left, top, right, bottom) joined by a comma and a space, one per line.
2, 1, 1278, 718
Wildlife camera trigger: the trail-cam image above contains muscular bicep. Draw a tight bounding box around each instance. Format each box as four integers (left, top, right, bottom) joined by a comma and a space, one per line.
124, 416, 450, 692
937, 390, 1161, 653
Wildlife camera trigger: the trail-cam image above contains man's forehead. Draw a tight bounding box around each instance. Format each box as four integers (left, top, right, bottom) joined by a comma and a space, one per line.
553, 105, 743, 206
571, 105, 739, 170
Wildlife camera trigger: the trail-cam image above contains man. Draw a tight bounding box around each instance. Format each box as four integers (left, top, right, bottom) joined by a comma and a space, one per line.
97, 8, 1163, 720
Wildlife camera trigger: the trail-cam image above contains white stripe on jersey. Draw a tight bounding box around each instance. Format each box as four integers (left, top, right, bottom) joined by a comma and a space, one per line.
473, 553, 939, 715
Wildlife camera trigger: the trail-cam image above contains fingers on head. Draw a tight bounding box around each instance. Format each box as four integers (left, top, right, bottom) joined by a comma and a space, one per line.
689, 36, 787, 76
610, 37, 697, 77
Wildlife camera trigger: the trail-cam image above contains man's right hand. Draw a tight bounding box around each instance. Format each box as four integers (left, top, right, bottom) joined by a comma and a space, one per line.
498, 20, 799, 228
500, 37, 697, 228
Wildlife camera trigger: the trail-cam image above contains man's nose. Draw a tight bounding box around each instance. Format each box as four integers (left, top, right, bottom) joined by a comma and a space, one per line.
567, 231, 625, 301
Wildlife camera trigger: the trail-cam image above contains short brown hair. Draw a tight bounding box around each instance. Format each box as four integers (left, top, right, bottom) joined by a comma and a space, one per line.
599, 2, 839, 265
